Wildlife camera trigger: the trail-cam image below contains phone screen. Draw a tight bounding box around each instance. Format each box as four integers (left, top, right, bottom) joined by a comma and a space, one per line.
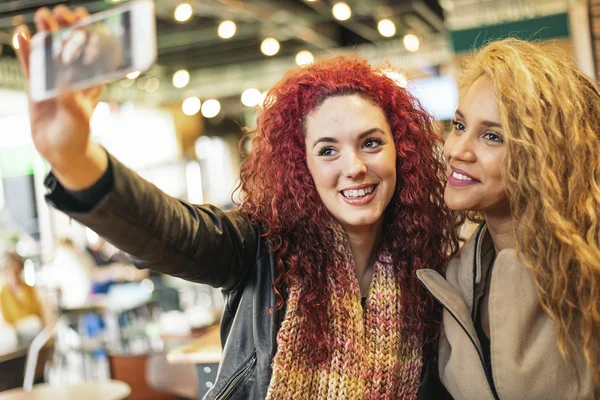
43, 10, 132, 91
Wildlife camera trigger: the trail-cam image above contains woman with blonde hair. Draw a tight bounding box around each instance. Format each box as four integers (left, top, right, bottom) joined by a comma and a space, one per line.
417, 38, 600, 399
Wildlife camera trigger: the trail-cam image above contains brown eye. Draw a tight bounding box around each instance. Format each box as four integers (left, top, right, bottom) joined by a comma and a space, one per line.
483, 132, 504, 143
452, 120, 465, 131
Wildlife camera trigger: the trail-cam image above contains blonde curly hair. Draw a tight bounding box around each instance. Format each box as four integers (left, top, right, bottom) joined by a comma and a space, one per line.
459, 38, 600, 388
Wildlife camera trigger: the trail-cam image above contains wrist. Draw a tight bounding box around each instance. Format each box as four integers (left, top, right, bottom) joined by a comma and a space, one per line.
51, 143, 109, 191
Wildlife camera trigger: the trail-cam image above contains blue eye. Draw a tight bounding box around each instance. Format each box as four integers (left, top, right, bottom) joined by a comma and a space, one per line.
363, 138, 383, 149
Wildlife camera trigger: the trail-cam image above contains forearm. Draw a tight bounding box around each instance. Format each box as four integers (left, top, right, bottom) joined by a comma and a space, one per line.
45, 152, 258, 289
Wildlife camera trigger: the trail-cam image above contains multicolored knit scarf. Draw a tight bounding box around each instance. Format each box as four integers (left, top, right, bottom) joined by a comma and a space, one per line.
266, 230, 423, 399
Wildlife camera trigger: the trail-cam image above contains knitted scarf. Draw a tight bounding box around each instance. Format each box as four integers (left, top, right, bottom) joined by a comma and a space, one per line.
266, 230, 423, 399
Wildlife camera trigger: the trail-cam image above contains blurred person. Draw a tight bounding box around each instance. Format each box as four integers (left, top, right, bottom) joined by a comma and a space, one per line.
0, 252, 44, 336
417, 38, 600, 399
41, 237, 94, 308
15, 5, 459, 399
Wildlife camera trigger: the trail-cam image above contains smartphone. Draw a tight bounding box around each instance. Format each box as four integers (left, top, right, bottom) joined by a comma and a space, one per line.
29, 0, 156, 102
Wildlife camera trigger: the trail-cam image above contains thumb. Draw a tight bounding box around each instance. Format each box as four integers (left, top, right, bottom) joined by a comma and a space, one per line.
14, 25, 32, 81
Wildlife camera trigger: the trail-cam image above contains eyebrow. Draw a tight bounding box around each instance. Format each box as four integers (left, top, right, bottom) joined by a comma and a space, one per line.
455, 109, 502, 129
312, 128, 384, 149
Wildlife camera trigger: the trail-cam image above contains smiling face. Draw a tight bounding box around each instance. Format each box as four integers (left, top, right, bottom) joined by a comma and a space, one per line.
304, 94, 397, 231
443, 76, 510, 216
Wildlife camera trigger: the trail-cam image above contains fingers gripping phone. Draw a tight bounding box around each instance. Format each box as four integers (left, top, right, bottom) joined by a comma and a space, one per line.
29, 0, 156, 102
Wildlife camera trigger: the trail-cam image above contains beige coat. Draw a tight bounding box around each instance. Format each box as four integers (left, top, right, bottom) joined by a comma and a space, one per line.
417, 223, 596, 400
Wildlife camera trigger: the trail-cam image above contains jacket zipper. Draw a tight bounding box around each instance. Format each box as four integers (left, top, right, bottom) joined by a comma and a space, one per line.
215, 353, 257, 400
417, 275, 500, 400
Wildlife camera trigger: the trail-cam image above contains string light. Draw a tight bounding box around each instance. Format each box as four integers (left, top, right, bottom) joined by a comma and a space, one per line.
403, 33, 420, 52
295, 50, 314, 67
201, 99, 221, 118
260, 38, 280, 56
218, 20, 237, 39
172, 69, 190, 88
182, 97, 201, 115
377, 19, 396, 38
174, 3, 193, 23
332, 2, 352, 21
241, 88, 261, 107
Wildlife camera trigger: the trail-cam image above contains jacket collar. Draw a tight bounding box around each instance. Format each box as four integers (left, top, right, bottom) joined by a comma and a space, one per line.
469, 223, 496, 318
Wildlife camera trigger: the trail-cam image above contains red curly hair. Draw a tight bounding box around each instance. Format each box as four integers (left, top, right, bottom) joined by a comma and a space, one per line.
238, 55, 458, 362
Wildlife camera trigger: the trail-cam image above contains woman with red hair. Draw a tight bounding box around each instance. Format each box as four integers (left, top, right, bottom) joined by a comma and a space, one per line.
16, 6, 457, 399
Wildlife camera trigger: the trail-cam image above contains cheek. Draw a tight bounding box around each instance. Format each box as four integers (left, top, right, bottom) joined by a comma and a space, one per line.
381, 149, 397, 182
307, 158, 336, 194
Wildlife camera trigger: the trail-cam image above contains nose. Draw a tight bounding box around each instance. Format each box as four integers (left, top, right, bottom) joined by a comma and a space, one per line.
444, 131, 476, 164
342, 151, 367, 178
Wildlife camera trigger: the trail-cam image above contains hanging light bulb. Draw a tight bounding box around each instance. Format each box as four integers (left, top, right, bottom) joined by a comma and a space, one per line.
332, 2, 352, 21
218, 20, 237, 39
241, 88, 262, 107
295, 50, 314, 67
377, 19, 396, 38
260, 38, 280, 56
174, 3, 193, 23
403, 33, 420, 52
201, 99, 221, 118
172, 69, 190, 88
182, 97, 201, 116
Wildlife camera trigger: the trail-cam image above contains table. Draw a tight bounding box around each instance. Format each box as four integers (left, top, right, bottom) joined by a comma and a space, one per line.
167, 324, 221, 398
166, 324, 221, 365
0, 344, 30, 392
0, 380, 131, 400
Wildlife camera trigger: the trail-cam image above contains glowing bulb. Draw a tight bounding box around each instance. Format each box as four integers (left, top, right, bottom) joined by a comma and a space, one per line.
377, 19, 396, 38
260, 38, 280, 56
172, 69, 190, 88
201, 99, 220, 118
295, 50, 314, 67
174, 3, 193, 22
182, 97, 201, 116
332, 2, 351, 21
12, 33, 19, 50
241, 88, 261, 107
126, 70, 140, 79
218, 20, 237, 39
403, 34, 420, 52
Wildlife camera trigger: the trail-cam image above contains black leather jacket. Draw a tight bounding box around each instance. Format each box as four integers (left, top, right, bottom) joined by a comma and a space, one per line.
44, 154, 451, 400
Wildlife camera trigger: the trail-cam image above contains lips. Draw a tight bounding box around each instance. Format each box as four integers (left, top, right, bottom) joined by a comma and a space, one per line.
341, 184, 376, 199
339, 184, 378, 205
448, 166, 480, 187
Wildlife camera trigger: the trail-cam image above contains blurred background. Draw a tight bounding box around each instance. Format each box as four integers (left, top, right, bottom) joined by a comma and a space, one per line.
0, 0, 595, 399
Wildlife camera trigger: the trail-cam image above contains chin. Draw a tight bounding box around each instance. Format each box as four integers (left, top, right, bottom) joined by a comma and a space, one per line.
338, 213, 382, 229
444, 193, 474, 212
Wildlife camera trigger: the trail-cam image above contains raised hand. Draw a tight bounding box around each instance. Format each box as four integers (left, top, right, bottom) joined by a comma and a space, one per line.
15, 5, 108, 190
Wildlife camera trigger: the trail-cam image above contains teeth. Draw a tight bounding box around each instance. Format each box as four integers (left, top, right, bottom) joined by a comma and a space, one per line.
342, 185, 375, 198
452, 171, 473, 181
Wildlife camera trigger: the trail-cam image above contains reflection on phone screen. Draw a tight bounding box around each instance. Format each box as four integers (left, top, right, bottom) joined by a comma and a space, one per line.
44, 10, 132, 91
